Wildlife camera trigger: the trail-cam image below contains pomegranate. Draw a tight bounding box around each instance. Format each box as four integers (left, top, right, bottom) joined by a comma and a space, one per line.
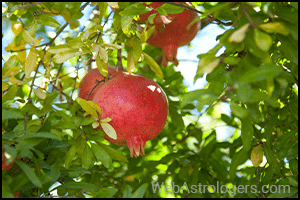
13, 191, 20, 198
138, 2, 200, 67
2, 153, 14, 171
78, 66, 116, 101
92, 71, 168, 157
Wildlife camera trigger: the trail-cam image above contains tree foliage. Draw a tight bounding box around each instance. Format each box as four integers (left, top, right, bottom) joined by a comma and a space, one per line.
2, 2, 298, 198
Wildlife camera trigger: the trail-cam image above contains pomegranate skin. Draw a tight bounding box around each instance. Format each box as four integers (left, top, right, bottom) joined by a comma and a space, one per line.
2, 153, 14, 171
139, 2, 200, 67
78, 66, 116, 101
92, 72, 168, 157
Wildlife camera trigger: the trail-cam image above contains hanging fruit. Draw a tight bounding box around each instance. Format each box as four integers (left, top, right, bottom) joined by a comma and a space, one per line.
138, 2, 200, 67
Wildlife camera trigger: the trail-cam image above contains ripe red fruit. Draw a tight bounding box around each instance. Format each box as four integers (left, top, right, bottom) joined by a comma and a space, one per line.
13, 191, 20, 198
2, 153, 14, 171
78, 66, 116, 101
92, 72, 168, 157
138, 2, 200, 67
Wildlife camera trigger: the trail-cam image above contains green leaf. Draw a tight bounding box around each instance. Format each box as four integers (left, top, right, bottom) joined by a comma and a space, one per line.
258, 22, 289, 36
25, 48, 37, 78
76, 97, 99, 118
97, 142, 128, 162
229, 23, 250, 43
48, 45, 72, 54
82, 142, 94, 169
22, 30, 39, 46
90, 143, 112, 169
127, 49, 135, 73
15, 160, 42, 188
18, 132, 61, 141
241, 117, 253, 152
235, 82, 253, 103
267, 186, 298, 198
100, 122, 117, 140
121, 15, 134, 37
254, 28, 273, 52
132, 37, 142, 62
131, 183, 148, 198
119, 3, 151, 16
123, 185, 132, 198
197, 55, 220, 77
229, 148, 248, 180
36, 14, 61, 27
64, 145, 77, 169
250, 144, 264, 167
142, 52, 163, 79
181, 89, 218, 112
238, 63, 283, 83
160, 3, 185, 14
57, 182, 100, 193
230, 102, 249, 119
52, 49, 87, 63
263, 143, 282, 176
2, 84, 18, 101
96, 187, 118, 198
2, 109, 24, 120
140, 25, 155, 43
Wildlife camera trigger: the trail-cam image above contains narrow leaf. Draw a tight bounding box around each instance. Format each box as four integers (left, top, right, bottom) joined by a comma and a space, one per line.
64, 145, 76, 169
25, 48, 37, 78
127, 49, 135, 73
258, 22, 289, 36
131, 183, 148, 198
22, 30, 39, 46
90, 143, 112, 169
229, 23, 250, 43
250, 144, 263, 167
34, 88, 46, 99
254, 28, 273, 52
76, 97, 99, 118
82, 143, 94, 169
36, 14, 61, 27
15, 160, 42, 188
241, 117, 253, 152
52, 50, 86, 63
2, 109, 24, 120
97, 142, 128, 162
100, 122, 117, 140
142, 52, 163, 79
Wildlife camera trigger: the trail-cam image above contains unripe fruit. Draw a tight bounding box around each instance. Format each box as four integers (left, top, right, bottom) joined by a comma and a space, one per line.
78, 66, 116, 101
92, 72, 168, 157
138, 2, 200, 67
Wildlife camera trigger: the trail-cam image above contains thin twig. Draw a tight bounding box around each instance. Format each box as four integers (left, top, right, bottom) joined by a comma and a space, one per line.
241, 4, 258, 28
27, 60, 42, 104
18, 2, 45, 10
116, 42, 123, 72
52, 84, 73, 103
85, 79, 105, 100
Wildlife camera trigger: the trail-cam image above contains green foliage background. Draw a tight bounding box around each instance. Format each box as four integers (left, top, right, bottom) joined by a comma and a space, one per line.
2, 2, 298, 198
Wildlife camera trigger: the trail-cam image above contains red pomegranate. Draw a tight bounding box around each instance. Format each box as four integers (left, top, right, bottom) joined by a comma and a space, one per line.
2, 153, 14, 171
78, 66, 116, 101
138, 2, 200, 67
13, 191, 20, 198
92, 71, 168, 157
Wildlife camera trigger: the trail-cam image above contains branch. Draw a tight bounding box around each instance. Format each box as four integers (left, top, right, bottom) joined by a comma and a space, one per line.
27, 60, 43, 104
116, 42, 123, 72
85, 79, 105, 100
241, 4, 258, 28
164, 2, 233, 27
17, 2, 45, 10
